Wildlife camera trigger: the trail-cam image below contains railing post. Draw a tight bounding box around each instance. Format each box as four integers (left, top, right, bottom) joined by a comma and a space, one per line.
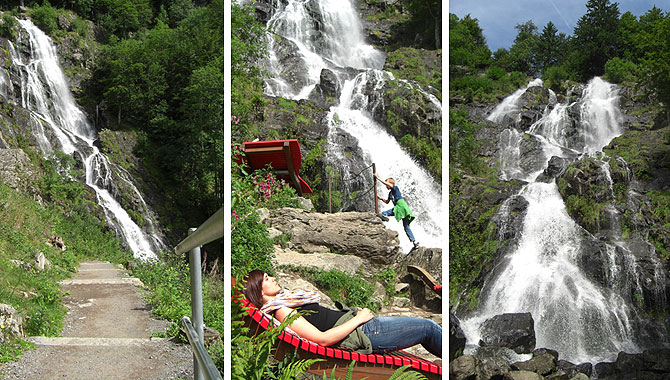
372, 163, 378, 214
188, 228, 204, 380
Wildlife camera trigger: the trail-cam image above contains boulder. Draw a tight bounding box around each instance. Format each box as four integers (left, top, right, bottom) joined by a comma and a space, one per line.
0, 304, 24, 343
449, 355, 478, 380
512, 353, 557, 376
309, 68, 341, 107
34, 252, 51, 272
265, 208, 401, 264
0, 149, 38, 191
537, 156, 571, 183
594, 361, 616, 378
449, 312, 467, 361
556, 360, 593, 378
479, 312, 536, 354
509, 370, 544, 380
47, 235, 66, 251
642, 348, 670, 372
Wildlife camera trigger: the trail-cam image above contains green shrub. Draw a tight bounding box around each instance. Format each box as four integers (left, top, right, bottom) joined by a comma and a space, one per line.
31, 2, 59, 36
604, 57, 638, 84
487, 66, 506, 80
231, 211, 274, 279
0, 13, 18, 40
543, 65, 570, 92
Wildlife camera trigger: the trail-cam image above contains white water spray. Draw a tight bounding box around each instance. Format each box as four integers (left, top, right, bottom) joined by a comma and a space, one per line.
13, 20, 163, 260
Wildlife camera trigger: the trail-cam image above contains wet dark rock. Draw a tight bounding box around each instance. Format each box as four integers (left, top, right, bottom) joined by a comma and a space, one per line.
271, 35, 313, 94
536, 156, 571, 183
556, 360, 593, 378
642, 348, 670, 372
449, 312, 467, 361
532, 348, 559, 361
479, 312, 536, 354
594, 349, 670, 379
309, 68, 341, 108
518, 133, 547, 175
595, 361, 617, 378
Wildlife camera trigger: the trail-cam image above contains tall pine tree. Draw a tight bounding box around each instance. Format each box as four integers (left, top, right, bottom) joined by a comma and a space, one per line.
572, 0, 620, 81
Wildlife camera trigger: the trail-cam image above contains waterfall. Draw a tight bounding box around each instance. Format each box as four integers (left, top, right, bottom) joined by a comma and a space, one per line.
462, 77, 666, 364
260, 0, 442, 251
11, 19, 164, 260
488, 78, 543, 124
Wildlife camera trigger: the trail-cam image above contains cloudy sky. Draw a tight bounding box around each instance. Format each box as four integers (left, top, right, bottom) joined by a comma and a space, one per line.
449, 0, 667, 52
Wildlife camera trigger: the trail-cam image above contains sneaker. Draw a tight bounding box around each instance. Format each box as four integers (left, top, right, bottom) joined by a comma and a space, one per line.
376, 213, 389, 222
413, 241, 419, 248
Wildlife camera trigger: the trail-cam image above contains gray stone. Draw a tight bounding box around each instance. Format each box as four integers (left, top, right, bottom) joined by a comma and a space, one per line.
267, 227, 283, 240
266, 208, 400, 264
569, 374, 590, 380
512, 353, 557, 376
0, 149, 37, 190
509, 370, 544, 380
449, 355, 478, 380
34, 252, 51, 272
394, 283, 409, 293
294, 197, 314, 211
0, 304, 24, 344
392, 297, 410, 308
273, 247, 365, 275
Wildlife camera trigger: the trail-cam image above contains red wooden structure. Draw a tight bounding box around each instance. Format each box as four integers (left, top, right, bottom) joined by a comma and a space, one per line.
242, 139, 313, 195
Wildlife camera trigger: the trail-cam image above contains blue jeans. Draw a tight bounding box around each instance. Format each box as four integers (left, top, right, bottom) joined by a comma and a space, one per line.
382, 209, 415, 242
361, 316, 441, 357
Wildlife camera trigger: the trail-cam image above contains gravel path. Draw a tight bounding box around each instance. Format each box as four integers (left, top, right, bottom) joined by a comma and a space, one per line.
1, 261, 195, 380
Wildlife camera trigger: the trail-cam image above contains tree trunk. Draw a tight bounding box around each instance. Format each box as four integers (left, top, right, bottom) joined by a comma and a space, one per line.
434, 17, 441, 49
117, 107, 121, 125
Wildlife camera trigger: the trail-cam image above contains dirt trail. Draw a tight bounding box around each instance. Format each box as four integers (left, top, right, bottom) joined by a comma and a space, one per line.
1, 261, 194, 380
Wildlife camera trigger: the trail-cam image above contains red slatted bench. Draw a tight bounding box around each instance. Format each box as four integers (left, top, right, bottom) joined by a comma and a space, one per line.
238, 296, 442, 380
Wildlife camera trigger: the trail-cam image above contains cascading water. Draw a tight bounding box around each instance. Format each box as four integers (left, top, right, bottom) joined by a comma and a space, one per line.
10, 19, 164, 260
259, 0, 443, 251
462, 77, 665, 364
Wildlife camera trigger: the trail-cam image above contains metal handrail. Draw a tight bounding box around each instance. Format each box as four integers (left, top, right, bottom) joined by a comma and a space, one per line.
181, 317, 223, 380
175, 207, 224, 380
175, 207, 224, 254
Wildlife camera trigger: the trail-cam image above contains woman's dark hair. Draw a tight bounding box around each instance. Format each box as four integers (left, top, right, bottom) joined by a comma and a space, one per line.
243, 269, 265, 308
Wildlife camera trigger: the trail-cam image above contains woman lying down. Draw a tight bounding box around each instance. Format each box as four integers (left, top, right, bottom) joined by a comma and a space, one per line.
243, 270, 442, 357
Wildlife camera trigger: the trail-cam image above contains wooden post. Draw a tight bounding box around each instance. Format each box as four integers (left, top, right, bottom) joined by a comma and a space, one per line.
328, 171, 332, 213
372, 163, 378, 214
282, 142, 303, 196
